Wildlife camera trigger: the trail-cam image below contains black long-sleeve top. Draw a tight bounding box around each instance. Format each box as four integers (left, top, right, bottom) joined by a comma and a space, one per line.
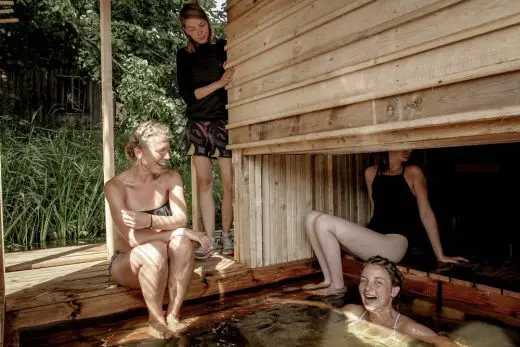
176, 38, 228, 121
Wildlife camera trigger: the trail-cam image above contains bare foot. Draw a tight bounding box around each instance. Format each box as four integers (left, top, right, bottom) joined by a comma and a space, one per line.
166, 314, 186, 333
148, 320, 174, 339
310, 286, 347, 296
302, 281, 331, 291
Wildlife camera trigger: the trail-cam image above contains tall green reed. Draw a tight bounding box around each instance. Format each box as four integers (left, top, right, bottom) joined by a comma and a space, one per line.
2, 125, 106, 250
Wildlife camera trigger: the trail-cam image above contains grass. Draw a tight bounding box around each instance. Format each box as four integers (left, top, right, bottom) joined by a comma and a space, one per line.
1, 123, 223, 251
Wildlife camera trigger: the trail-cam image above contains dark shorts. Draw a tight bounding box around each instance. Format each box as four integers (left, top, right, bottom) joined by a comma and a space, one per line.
185, 119, 232, 158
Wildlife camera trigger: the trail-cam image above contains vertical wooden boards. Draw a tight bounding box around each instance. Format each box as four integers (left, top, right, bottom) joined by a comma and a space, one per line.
100, 0, 115, 259
261, 155, 271, 266
240, 153, 371, 267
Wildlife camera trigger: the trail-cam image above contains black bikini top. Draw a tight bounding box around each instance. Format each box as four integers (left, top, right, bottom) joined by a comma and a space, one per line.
141, 201, 172, 216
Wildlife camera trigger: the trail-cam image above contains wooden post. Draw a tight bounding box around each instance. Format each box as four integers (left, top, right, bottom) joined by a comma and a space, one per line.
0, 147, 6, 347
100, 0, 115, 259
190, 157, 205, 234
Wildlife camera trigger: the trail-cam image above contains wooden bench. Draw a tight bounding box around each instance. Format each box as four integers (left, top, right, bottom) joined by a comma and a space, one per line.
4, 243, 316, 346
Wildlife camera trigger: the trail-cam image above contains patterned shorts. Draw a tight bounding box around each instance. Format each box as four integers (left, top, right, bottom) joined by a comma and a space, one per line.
185, 119, 232, 158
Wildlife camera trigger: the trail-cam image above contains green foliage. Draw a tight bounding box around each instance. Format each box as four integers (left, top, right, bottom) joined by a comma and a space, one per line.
1, 123, 107, 249
0, 0, 228, 248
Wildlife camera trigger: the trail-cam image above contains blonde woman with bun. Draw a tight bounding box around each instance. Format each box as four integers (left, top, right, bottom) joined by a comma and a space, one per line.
104, 121, 211, 338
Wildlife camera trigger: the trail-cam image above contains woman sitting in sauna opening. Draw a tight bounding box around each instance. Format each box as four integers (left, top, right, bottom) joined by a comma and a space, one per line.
304, 149, 468, 295
104, 121, 212, 338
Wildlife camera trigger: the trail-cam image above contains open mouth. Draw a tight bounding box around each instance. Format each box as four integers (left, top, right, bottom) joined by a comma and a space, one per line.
364, 294, 378, 304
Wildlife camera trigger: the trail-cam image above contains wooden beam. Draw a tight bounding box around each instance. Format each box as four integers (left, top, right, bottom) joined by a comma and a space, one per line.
228, 25, 520, 127
100, 0, 115, 259
0, 1, 14, 6
1, 144, 6, 347
241, 116, 520, 155
0, 18, 18, 24
0, 9, 14, 14
230, 106, 520, 150
229, 70, 520, 146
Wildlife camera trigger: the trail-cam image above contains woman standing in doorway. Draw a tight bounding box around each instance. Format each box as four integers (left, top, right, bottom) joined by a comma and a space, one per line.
176, 1, 235, 259
304, 150, 468, 295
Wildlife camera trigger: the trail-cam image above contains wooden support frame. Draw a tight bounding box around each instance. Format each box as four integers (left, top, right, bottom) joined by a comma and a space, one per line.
0, 1, 14, 6
0, 9, 13, 14
1, 147, 6, 347
100, 0, 115, 258
0, 18, 18, 24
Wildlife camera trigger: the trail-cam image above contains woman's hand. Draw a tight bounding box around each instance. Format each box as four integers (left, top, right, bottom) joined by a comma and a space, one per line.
219, 66, 235, 87
178, 228, 212, 251
121, 210, 151, 229
437, 254, 469, 264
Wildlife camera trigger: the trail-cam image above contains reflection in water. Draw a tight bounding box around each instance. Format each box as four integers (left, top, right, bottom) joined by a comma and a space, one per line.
120, 304, 515, 347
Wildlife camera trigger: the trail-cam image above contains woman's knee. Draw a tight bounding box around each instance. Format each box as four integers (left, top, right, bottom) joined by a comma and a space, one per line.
135, 241, 168, 272
168, 236, 194, 258
305, 210, 324, 232
197, 172, 213, 191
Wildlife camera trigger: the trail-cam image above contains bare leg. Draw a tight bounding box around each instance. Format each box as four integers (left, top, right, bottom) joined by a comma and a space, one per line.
217, 157, 233, 234
193, 155, 215, 238
166, 236, 195, 330
302, 211, 332, 290
110, 241, 170, 337
305, 211, 408, 295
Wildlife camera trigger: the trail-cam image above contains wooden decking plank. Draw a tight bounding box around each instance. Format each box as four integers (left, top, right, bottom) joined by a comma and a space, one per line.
5, 244, 106, 272
6, 260, 245, 312
6, 258, 315, 333
5, 244, 105, 264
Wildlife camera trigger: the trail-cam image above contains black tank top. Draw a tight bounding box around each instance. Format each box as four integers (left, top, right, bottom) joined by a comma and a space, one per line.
366, 167, 424, 244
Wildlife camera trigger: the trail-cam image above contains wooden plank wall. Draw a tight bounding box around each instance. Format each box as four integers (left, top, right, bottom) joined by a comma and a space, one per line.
225, 0, 520, 154
233, 152, 371, 267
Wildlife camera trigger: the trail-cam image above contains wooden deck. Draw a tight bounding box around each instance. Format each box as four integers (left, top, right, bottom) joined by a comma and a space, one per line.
4, 244, 317, 346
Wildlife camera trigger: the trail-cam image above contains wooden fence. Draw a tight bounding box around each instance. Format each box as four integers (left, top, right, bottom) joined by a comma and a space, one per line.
0, 67, 101, 128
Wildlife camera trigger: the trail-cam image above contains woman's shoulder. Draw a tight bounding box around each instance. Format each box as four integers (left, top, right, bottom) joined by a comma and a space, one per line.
104, 172, 128, 195
160, 169, 183, 186
398, 314, 436, 338
341, 304, 365, 320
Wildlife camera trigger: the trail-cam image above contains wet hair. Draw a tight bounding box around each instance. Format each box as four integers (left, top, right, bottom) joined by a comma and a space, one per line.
362, 255, 404, 288
124, 121, 171, 160
179, 1, 215, 53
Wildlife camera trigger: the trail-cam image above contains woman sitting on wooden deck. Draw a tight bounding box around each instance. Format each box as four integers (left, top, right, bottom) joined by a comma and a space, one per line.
104, 121, 212, 338
305, 150, 468, 296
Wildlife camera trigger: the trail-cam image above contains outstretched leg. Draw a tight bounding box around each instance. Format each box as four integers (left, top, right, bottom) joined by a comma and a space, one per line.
304, 211, 408, 295
166, 235, 195, 330
303, 211, 333, 290
110, 241, 170, 337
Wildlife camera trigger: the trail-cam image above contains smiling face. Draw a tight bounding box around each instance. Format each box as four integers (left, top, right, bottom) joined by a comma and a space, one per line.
183, 18, 209, 45
359, 264, 400, 313
135, 135, 171, 174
